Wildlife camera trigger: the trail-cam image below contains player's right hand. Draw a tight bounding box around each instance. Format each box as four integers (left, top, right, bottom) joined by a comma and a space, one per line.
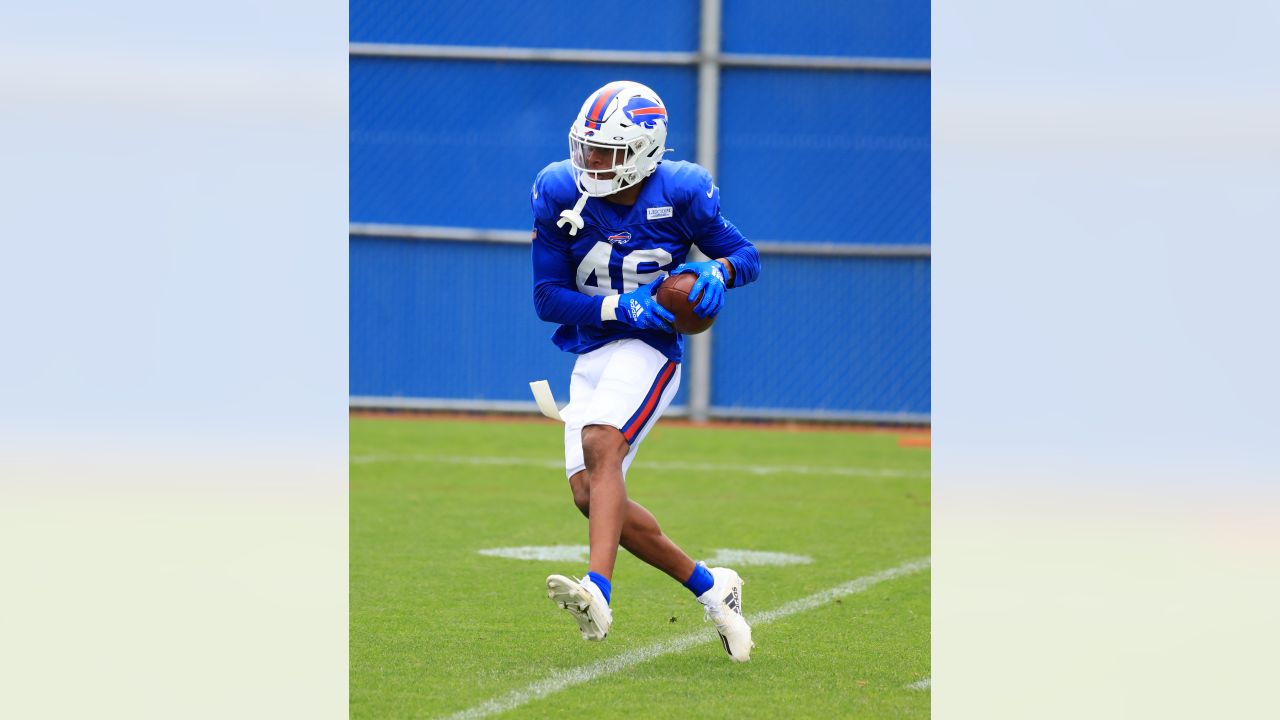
613, 278, 676, 333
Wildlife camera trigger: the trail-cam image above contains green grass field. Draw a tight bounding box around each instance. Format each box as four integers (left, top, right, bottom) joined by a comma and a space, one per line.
351, 415, 930, 719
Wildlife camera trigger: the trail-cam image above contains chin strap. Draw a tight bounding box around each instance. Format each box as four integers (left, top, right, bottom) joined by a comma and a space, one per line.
557, 190, 590, 236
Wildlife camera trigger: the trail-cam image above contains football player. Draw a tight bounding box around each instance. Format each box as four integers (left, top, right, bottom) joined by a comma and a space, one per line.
531, 80, 761, 661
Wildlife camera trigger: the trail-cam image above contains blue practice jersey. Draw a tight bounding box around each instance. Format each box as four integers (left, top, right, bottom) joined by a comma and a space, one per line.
531, 160, 761, 363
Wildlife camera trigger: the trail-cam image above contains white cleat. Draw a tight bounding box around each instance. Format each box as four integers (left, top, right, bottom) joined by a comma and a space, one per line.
546, 574, 612, 641
698, 566, 754, 662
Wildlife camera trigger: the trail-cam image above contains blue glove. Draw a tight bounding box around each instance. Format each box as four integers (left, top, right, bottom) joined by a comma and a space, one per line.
610, 278, 676, 333
671, 260, 727, 318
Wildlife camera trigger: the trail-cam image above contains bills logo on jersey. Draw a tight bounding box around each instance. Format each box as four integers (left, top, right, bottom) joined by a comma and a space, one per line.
623, 96, 667, 128
607, 231, 632, 245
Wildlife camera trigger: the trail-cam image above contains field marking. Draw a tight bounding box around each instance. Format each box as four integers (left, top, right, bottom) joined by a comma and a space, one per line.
906, 677, 931, 691
350, 453, 929, 479
478, 546, 814, 566
438, 557, 930, 720
705, 549, 815, 566
478, 545, 589, 562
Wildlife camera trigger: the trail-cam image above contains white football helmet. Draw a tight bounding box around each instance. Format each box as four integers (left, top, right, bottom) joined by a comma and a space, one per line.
568, 81, 668, 197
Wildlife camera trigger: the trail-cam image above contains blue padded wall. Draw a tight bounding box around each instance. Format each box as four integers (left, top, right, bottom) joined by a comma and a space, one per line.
350, 236, 690, 408
350, 0, 930, 419
711, 256, 930, 415
352, 0, 699, 51
718, 69, 930, 246
723, 0, 930, 58
351, 59, 698, 229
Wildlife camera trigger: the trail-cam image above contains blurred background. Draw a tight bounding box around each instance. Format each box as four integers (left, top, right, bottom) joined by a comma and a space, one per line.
349, 0, 930, 424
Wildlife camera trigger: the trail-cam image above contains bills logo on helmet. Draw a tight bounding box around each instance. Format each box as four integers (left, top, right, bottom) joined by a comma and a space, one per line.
623, 96, 667, 129
607, 231, 632, 245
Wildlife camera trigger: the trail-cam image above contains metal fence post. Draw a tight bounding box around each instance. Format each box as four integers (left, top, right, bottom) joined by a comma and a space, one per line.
688, 0, 722, 424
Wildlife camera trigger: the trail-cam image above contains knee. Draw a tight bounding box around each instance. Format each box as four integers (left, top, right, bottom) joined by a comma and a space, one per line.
581, 424, 628, 469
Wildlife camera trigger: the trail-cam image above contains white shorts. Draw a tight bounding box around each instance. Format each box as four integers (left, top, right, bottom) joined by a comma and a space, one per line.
562, 339, 682, 480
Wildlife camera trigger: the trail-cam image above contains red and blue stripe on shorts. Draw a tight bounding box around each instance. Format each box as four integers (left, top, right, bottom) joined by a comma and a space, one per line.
620, 360, 678, 444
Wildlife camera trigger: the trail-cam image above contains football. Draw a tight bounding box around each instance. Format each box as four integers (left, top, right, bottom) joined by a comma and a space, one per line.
656, 273, 715, 334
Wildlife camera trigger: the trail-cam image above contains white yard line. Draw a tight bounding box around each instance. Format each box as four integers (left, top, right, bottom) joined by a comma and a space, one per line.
351, 453, 928, 479
438, 557, 931, 720
906, 677, 931, 691
477, 546, 815, 566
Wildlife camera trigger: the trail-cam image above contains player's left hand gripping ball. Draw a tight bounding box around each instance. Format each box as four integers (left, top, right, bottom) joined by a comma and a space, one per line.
671, 261, 726, 318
